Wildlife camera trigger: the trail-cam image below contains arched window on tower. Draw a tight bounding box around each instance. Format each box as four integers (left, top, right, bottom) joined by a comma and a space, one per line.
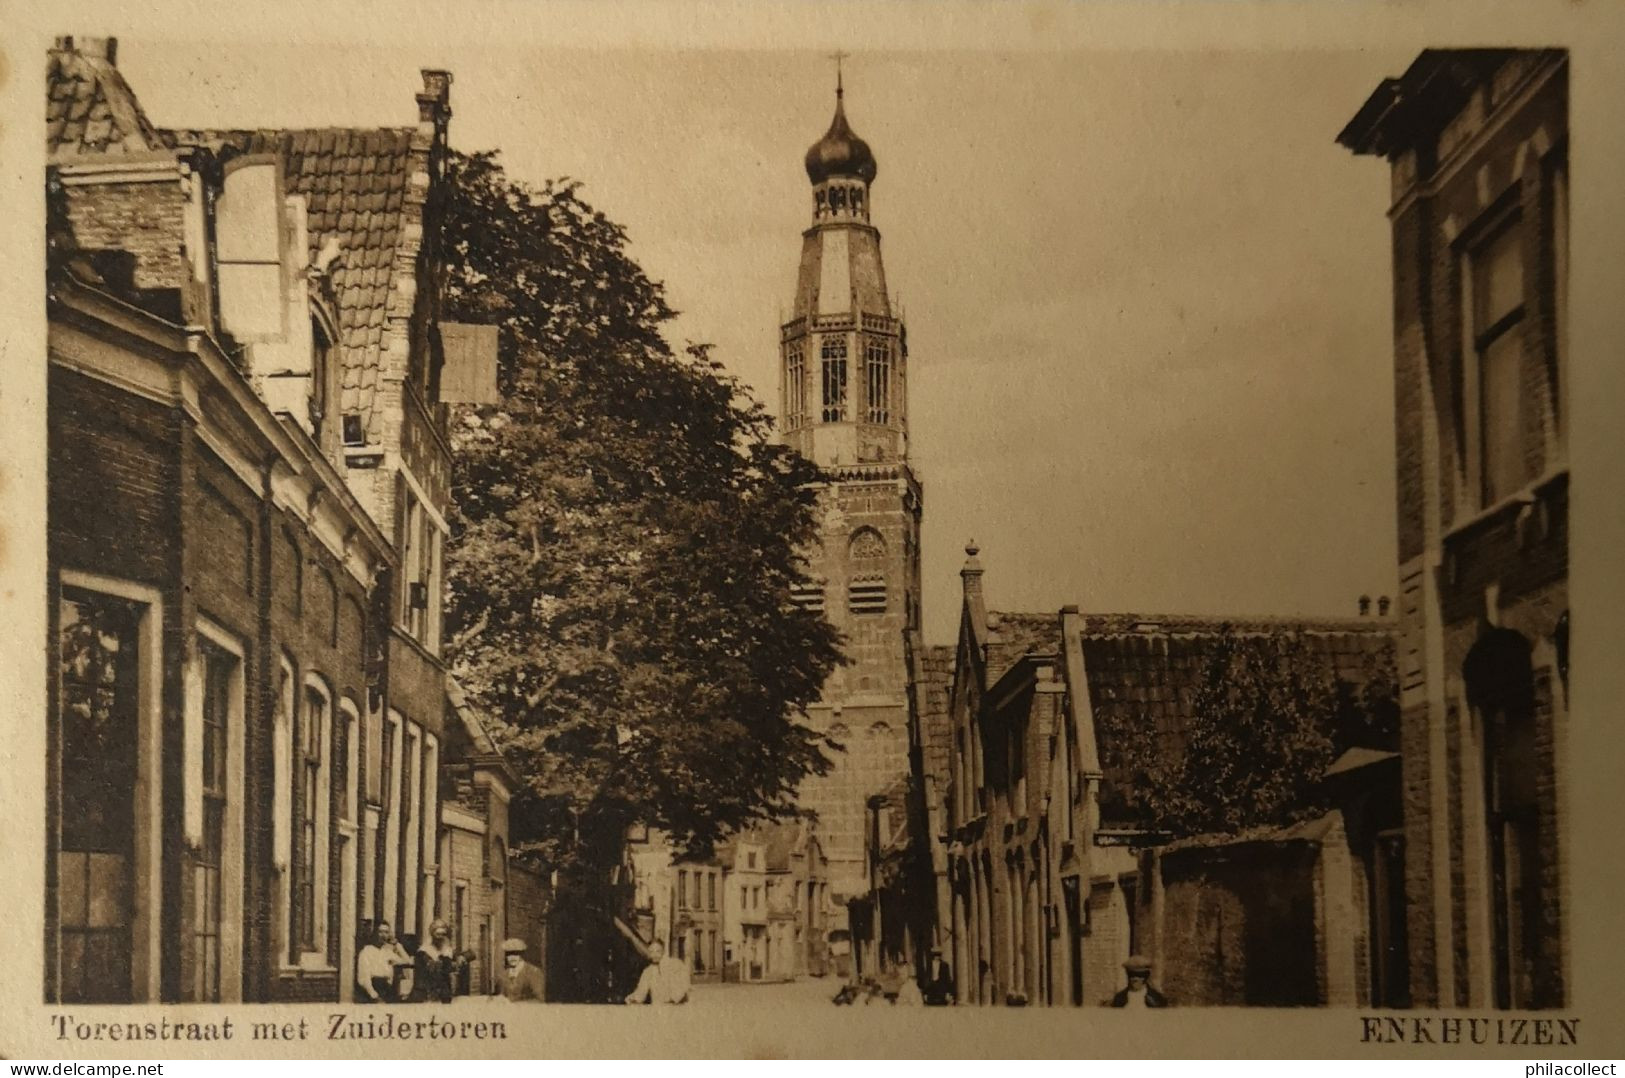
847, 528, 887, 615
785, 342, 807, 430
821, 335, 848, 422
864, 335, 891, 425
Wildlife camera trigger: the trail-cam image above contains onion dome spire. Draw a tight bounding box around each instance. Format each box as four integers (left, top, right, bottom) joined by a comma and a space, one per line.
804, 58, 877, 185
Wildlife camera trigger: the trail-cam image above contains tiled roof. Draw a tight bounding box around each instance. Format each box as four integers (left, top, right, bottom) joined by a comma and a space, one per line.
1078, 616, 1395, 826
446, 678, 502, 758
47, 42, 161, 158
1162, 810, 1340, 855
762, 820, 803, 872
165, 126, 418, 431
983, 610, 1062, 684
914, 644, 955, 792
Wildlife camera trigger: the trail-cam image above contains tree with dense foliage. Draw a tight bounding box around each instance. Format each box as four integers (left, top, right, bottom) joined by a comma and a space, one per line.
439, 150, 843, 872
1104, 632, 1397, 839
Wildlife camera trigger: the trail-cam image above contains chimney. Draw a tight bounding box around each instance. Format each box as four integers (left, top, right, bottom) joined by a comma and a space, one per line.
961, 540, 988, 647
961, 540, 984, 597
1358, 594, 1371, 617
64, 36, 118, 64
1378, 595, 1391, 617
418, 68, 454, 142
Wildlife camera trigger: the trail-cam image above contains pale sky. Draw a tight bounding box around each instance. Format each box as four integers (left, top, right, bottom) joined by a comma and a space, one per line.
121, 41, 1413, 644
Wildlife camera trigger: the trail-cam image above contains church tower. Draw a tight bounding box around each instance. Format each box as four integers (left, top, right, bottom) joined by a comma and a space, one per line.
781, 72, 922, 900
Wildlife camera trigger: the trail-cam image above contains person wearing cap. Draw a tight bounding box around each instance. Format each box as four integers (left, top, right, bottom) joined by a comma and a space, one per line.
623, 939, 690, 1005
921, 949, 955, 1006
495, 937, 546, 1002
1110, 955, 1168, 1007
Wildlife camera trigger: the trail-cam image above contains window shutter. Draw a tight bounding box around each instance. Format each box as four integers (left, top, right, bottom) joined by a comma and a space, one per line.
183, 655, 205, 847
421, 732, 440, 907
215, 157, 288, 342
272, 676, 292, 872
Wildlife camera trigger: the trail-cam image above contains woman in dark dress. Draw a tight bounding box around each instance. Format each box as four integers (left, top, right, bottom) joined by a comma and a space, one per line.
413, 919, 469, 1003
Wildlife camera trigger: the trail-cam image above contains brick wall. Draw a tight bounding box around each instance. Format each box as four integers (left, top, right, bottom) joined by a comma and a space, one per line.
61, 177, 193, 318
50, 346, 384, 1003
49, 367, 176, 585
1080, 879, 1125, 1006
387, 632, 445, 739
1158, 842, 1321, 1006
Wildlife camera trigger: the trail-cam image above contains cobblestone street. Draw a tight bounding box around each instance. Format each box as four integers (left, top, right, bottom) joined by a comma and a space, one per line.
688, 976, 848, 1008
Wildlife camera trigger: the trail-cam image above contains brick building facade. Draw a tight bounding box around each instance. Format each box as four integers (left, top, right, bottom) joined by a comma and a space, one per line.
43, 36, 484, 1004
1339, 49, 1570, 1010
437, 682, 522, 996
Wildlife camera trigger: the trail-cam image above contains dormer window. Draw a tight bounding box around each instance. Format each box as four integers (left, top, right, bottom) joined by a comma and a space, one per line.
308, 317, 331, 440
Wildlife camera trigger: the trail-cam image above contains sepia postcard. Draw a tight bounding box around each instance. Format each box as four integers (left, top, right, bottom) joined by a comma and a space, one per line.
2, 0, 1624, 1060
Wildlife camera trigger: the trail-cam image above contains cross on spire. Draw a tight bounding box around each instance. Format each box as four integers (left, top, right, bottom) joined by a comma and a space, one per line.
829, 50, 849, 99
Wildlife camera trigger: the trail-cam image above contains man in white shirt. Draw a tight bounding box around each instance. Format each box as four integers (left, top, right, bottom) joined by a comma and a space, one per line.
356, 922, 411, 1003
624, 939, 691, 1005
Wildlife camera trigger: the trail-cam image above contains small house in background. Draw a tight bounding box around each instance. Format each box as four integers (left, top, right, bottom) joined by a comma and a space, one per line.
438, 680, 522, 996
925, 545, 1398, 1008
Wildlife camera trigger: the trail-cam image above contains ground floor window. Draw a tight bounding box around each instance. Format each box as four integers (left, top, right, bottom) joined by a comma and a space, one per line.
55, 586, 145, 1003
192, 638, 237, 1001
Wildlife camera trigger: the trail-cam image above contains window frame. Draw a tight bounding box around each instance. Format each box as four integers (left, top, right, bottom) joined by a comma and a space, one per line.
400, 724, 421, 937
51, 572, 165, 1004
189, 619, 247, 1002
820, 333, 849, 423
1547, 149, 1568, 462
785, 341, 807, 430
293, 674, 333, 969
380, 709, 404, 930
1460, 203, 1531, 509
864, 334, 891, 425
418, 730, 440, 931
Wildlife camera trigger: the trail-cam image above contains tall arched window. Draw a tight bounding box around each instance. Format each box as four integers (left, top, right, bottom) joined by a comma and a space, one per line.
821, 335, 848, 422
1464, 628, 1542, 1009
785, 342, 806, 429
864, 335, 891, 425
294, 675, 332, 964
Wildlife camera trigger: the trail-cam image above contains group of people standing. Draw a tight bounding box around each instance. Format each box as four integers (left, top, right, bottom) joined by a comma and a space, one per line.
831, 951, 1167, 1008
354, 921, 546, 1004
833, 949, 957, 1006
